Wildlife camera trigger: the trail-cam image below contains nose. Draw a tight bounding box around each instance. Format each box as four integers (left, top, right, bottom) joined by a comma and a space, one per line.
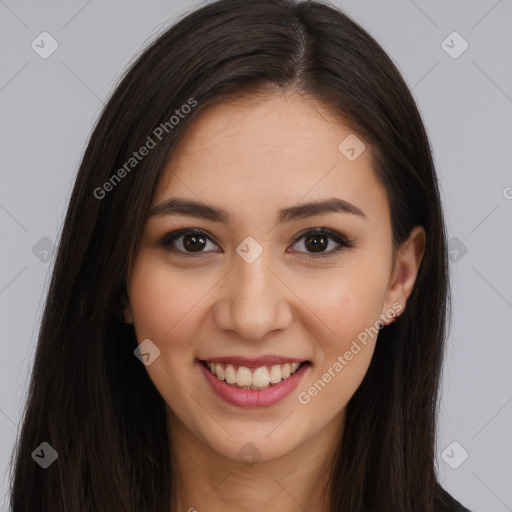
212, 250, 293, 342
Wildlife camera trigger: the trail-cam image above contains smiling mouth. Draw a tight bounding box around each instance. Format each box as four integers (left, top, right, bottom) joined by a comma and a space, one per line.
199, 360, 311, 391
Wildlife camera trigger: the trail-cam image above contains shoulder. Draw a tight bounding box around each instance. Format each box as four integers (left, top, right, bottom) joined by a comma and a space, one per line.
436, 484, 472, 512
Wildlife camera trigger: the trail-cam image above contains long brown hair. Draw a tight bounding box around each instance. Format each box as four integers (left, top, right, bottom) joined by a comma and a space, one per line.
9, 0, 461, 510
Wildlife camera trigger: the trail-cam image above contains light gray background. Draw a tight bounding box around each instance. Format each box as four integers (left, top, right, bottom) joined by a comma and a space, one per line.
1, 1, 511, 511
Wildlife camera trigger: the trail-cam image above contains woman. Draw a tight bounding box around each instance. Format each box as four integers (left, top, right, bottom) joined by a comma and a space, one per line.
8, 0, 472, 510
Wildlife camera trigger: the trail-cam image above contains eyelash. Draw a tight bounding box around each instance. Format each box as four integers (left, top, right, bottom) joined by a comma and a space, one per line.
158, 226, 354, 260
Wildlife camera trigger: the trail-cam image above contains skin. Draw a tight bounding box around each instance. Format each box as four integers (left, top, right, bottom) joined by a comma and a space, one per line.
122, 89, 426, 512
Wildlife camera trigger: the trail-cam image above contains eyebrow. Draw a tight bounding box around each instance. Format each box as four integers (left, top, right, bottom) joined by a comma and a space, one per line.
148, 197, 367, 223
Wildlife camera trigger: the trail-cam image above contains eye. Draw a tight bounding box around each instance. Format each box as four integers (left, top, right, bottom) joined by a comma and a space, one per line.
159, 227, 353, 258
159, 228, 220, 255
289, 227, 353, 259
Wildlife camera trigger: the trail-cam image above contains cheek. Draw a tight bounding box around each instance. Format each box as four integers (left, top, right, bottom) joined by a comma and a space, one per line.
127, 256, 209, 413
296, 278, 383, 415
305, 262, 389, 349
128, 255, 210, 350
293, 258, 390, 410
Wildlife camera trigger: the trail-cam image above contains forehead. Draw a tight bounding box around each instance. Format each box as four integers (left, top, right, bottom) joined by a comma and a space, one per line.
152, 90, 388, 227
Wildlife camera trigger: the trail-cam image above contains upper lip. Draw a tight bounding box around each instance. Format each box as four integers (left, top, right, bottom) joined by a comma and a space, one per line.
199, 355, 310, 368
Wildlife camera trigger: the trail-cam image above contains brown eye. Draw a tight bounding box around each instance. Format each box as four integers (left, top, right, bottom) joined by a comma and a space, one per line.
304, 233, 329, 253
159, 227, 353, 259
160, 229, 219, 254
289, 227, 353, 259
182, 233, 207, 252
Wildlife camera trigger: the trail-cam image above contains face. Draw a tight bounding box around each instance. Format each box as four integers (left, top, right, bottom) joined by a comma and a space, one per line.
123, 89, 424, 464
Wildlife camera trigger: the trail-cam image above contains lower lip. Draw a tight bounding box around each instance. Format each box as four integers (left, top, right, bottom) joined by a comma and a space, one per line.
198, 360, 311, 408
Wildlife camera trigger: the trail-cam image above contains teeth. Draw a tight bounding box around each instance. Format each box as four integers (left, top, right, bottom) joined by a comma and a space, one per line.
205, 361, 305, 390
269, 365, 282, 384
215, 363, 225, 381
252, 367, 270, 389
225, 364, 237, 384
236, 366, 252, 387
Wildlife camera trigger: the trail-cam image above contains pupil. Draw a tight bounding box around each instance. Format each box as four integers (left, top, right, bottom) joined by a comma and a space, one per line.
306, 234, 327, 253
184, 234, 205, 252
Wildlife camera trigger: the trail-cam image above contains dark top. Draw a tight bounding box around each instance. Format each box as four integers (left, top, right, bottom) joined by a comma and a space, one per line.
440, 486, 473, 512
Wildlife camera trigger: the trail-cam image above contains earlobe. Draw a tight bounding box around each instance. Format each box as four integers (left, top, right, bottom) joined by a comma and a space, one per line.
382, 226, 426, 323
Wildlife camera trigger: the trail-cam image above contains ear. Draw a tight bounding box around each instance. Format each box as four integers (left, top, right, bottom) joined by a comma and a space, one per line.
381, 225, 426, 324
121, 293, 134, 324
